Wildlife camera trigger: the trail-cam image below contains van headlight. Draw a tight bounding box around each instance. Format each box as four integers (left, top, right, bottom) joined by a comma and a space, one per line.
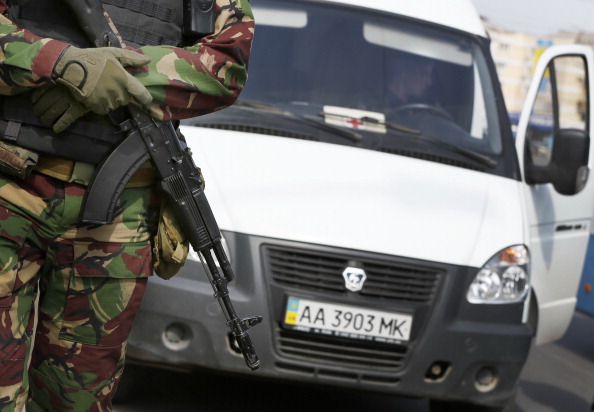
467, 245, 530, 304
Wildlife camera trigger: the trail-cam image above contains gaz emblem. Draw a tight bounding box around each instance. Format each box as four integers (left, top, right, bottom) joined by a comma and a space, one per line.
342, 267, 367, 292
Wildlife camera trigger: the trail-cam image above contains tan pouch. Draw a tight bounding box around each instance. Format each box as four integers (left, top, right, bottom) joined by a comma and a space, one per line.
0, 141, 38, 179
153, 201, 190, 280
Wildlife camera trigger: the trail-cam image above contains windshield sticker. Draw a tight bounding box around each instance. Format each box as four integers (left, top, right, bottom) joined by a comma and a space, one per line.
322, 106, 387, 134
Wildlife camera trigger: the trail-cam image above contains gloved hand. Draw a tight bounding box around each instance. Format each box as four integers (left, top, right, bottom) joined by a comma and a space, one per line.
53, 46, 153, 115
32, 85, 88, 133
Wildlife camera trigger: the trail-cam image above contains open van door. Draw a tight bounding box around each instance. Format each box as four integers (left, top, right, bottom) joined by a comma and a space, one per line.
515, 45, 594, 344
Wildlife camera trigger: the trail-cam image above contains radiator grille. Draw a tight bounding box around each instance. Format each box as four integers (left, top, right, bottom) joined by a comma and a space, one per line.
265, 246, 442, 303
277, 329, 408, 371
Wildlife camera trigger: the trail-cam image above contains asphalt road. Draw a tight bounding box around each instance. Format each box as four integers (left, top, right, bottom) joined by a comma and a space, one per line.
113, 311, 594, 412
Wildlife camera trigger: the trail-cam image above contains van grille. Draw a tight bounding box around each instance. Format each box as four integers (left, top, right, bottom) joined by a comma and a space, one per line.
264, 246, 442, 303
277, 328, 408, 372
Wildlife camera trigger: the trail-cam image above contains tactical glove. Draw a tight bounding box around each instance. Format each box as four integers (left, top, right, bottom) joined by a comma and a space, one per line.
32, 85, 88, 133
53, 46, 153, 115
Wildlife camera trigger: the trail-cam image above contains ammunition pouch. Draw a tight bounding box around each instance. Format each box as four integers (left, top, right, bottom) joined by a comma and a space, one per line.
153, 201, 190, 280
0, 140, 38, 179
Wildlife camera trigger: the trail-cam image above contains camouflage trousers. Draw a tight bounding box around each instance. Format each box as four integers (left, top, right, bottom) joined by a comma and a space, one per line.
0, 172, 158, 412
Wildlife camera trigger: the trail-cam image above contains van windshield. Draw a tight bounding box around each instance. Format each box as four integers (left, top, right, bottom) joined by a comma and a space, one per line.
237, 0, 504, 163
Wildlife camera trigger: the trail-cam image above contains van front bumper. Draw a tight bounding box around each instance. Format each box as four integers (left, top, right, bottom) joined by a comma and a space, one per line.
127, 232, 532, 408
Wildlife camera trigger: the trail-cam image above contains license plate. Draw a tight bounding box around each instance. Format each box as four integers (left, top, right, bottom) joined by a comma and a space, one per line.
284, 297, 413, 343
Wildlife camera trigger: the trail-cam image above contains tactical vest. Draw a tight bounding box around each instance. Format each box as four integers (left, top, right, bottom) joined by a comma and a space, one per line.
1, 0, 185, 164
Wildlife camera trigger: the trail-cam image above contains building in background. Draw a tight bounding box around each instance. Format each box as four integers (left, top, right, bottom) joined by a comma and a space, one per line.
484, 19, 589, 131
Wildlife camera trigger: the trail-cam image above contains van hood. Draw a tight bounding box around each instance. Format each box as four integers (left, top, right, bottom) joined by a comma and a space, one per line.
182, 126, 524, 268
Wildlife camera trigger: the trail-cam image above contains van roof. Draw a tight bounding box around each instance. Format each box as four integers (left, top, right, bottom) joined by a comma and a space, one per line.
319, 0, 487, 37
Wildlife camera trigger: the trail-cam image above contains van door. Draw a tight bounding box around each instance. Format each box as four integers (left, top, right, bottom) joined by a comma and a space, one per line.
515, 45, 594, 344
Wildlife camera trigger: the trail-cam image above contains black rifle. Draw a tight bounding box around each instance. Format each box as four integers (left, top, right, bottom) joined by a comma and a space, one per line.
62, 0, 261, 370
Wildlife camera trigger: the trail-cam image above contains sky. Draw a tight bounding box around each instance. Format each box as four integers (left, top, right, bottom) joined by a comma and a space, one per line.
472, 0, 594, 35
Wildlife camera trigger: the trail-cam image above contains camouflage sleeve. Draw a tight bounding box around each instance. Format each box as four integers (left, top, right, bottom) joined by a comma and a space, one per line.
0, 0, 254, 119
135, 0, 255, 121
0, 12, 70, 96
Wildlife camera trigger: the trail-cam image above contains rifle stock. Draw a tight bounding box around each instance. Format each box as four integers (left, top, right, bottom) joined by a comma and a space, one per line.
62, 0, 262, 370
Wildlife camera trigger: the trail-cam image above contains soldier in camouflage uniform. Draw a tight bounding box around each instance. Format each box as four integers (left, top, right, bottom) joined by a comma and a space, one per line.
0, 0, 254, 411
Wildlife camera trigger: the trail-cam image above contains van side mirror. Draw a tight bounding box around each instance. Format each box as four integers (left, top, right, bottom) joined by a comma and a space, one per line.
525, 128, 590, 195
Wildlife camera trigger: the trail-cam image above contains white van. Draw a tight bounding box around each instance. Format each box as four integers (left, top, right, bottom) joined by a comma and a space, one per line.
126, 0, 594, 410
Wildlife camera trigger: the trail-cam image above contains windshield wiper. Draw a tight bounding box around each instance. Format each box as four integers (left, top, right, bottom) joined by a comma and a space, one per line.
365, 117, 498, 169
235, 101, 363, 144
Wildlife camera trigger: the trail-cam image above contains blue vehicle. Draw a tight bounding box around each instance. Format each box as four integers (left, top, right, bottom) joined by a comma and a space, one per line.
578, 231, 594, 317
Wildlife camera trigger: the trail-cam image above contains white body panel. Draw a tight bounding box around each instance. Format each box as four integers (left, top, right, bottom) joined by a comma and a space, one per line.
183, 127, 524, 269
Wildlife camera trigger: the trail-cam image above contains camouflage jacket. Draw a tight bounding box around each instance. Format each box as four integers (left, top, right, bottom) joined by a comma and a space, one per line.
0, 0, 254, 121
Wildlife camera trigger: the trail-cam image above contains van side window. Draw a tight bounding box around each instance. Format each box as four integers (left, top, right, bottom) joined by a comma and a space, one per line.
526, 56, 588, 167
556, 56, 588, 130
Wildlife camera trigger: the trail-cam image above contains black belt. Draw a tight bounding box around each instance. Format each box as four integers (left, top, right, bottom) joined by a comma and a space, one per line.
0, 119, 122, 164
0, 93, 126, 164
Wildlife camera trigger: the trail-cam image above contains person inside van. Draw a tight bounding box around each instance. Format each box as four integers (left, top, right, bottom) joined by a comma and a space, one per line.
386, 54, 435, 107
384, 53, 459, 131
